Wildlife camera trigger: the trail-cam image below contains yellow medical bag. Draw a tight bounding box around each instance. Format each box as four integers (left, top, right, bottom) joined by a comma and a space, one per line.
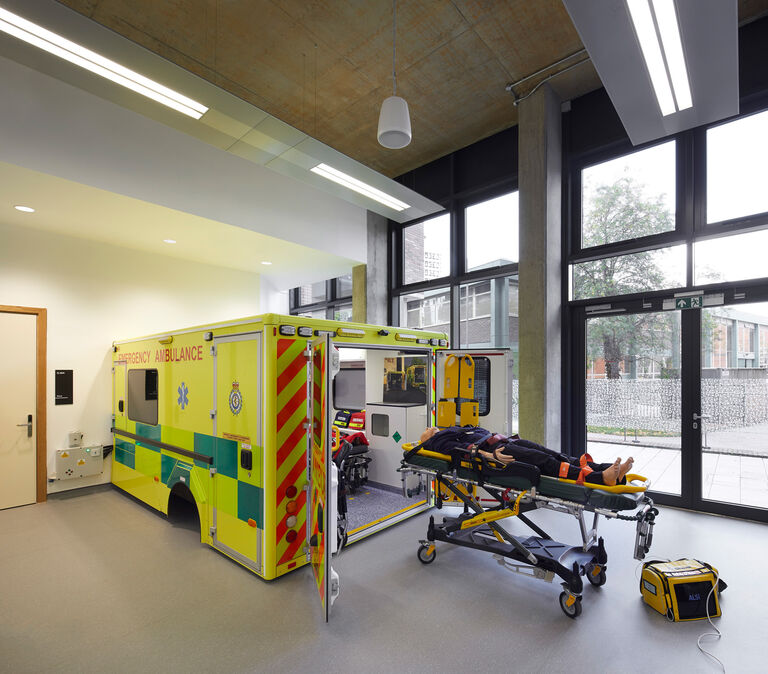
640, 559, 726, 621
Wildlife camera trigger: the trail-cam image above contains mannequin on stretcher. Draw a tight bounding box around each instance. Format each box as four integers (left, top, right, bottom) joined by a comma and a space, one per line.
418, 426, 634, 487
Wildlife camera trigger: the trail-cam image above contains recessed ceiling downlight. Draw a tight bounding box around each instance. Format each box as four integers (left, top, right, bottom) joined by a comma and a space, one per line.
14, 205, 35, 212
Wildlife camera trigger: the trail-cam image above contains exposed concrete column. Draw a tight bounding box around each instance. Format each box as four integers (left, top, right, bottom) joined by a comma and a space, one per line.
365, 210, 389, 326
518, 83, 562, 448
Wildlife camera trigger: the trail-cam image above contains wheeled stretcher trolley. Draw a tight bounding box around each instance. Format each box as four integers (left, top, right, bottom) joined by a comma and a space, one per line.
401, 444, 658, 618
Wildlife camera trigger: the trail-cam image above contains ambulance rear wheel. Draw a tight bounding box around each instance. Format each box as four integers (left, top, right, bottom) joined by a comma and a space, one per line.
417, 544, 436, 564
586, 564, 607, 587
559, 591, 582, 619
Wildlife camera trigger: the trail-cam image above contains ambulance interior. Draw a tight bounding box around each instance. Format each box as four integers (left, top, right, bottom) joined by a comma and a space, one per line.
332, 346, 432, 542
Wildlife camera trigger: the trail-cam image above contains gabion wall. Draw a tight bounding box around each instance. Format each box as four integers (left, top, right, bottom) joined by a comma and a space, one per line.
585, 379, 768, 433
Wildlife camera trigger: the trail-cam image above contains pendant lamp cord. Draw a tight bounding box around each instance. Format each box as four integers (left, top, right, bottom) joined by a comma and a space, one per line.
392, 0, 397, 96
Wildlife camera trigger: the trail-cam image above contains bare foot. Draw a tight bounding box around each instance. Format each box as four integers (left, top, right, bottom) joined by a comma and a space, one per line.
618, 456, 634, 482
601, 458, 622, 486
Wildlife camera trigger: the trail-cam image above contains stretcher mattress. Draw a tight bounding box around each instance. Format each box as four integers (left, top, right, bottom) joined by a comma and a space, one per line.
403, 450, 645, 511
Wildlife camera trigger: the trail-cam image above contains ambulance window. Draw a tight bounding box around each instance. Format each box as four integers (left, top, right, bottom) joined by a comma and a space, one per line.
383, 355, 428, 404
333, 368, 365, 411
127, 368, 159, 426
371, 414, 389, 437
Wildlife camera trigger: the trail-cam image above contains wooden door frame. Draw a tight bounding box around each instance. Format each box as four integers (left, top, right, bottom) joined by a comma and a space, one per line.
1, 305, 47, 503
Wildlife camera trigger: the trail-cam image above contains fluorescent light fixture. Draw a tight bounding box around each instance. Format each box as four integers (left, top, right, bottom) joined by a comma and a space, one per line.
310, 163, 410, 212
261, 261, 272, 265
627, 0, 692, 116
0, 7, 208, 119
652, 0, 692, 111
163, 238, 176, 244
14, 205, 35, 212
627, 0, 675, 116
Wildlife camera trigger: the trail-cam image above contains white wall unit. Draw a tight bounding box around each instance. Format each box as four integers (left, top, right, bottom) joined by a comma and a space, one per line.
365, 402, 428, 488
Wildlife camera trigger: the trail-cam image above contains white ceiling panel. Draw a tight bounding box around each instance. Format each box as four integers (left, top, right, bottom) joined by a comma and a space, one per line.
564, 0, 739, 146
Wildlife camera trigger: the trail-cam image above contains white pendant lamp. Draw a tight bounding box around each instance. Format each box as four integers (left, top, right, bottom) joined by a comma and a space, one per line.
378, 0, 411, 149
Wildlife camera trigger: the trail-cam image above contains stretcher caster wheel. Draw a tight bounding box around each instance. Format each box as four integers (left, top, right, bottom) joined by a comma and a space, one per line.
586, 564, 607, 587
417, 544, 436, 564
559, 591, 582, 619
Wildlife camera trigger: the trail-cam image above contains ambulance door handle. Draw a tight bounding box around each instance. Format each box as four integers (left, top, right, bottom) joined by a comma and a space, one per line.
317, 504, 323, 533
16, 414, 33, 438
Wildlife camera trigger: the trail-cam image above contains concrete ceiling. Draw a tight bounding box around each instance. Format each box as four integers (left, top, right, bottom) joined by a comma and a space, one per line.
54, 0, 768, 178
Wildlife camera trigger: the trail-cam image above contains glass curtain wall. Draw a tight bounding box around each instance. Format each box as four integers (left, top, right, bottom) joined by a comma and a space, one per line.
290, 274, 353, 320
393, 193, 519, 349
567, 92, 768, 521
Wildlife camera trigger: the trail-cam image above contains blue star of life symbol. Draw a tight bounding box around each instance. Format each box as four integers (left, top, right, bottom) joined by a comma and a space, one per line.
177, 382, 189, 409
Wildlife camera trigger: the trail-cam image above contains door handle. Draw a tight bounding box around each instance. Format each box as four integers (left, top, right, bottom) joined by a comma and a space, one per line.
16, 414, 33, 438
692, 413, 711, 421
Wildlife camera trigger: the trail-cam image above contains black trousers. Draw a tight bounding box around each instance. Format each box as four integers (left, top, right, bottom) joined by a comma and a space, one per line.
492, 438, 614, 485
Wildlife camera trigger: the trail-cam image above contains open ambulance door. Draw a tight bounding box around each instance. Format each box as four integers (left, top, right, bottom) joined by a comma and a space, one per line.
307, 334, 339, 622
434, 349, 514, 433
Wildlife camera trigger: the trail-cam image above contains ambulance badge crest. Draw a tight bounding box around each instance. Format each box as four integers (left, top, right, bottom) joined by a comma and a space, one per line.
229, 381, 243, 415
177, 382, 189, 410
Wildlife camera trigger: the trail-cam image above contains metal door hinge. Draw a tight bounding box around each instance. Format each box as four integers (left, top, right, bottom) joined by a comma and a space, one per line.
209, 467, 217, 476
210, 410, 216, 419
210, 345, 216, 356
209, 526, 216, 537
303, 349, 312, 359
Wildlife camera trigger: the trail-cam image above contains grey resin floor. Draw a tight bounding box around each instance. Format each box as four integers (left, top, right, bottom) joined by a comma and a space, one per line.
1, 485, 767, 673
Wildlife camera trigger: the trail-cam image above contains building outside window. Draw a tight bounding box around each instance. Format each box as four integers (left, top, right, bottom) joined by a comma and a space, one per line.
393, 191, 519, 352
289, 274, 354, 321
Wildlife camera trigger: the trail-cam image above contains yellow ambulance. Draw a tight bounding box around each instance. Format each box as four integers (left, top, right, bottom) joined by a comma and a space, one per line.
111, 313, 513, 619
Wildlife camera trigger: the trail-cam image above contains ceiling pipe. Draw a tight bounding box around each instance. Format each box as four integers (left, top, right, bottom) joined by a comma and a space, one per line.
505, 48, 590, 105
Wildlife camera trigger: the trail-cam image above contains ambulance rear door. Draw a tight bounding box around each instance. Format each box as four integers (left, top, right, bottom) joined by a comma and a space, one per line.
307, 334, 339, 622
434, 349, 514, 433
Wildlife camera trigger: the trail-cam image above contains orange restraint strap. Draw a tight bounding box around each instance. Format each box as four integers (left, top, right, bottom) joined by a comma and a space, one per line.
560, 454, 595, 484
576, 453, 594, 485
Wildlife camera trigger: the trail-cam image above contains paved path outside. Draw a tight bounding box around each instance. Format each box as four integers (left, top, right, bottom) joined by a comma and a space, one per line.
590, 421, 768, 457
588, 439, 768, 509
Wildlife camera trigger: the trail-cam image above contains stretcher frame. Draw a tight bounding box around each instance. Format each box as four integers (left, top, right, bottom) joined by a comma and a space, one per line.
400, 459, 658, 618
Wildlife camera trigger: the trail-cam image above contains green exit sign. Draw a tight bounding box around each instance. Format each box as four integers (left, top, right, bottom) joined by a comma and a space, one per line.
675, 296, 702, 309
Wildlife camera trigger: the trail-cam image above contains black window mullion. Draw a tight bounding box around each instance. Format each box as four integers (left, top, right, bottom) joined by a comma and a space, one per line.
453, 198, 464, 277
680, 130, 696, 288
568, 157, 582, 257
450, 284, 459, 347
